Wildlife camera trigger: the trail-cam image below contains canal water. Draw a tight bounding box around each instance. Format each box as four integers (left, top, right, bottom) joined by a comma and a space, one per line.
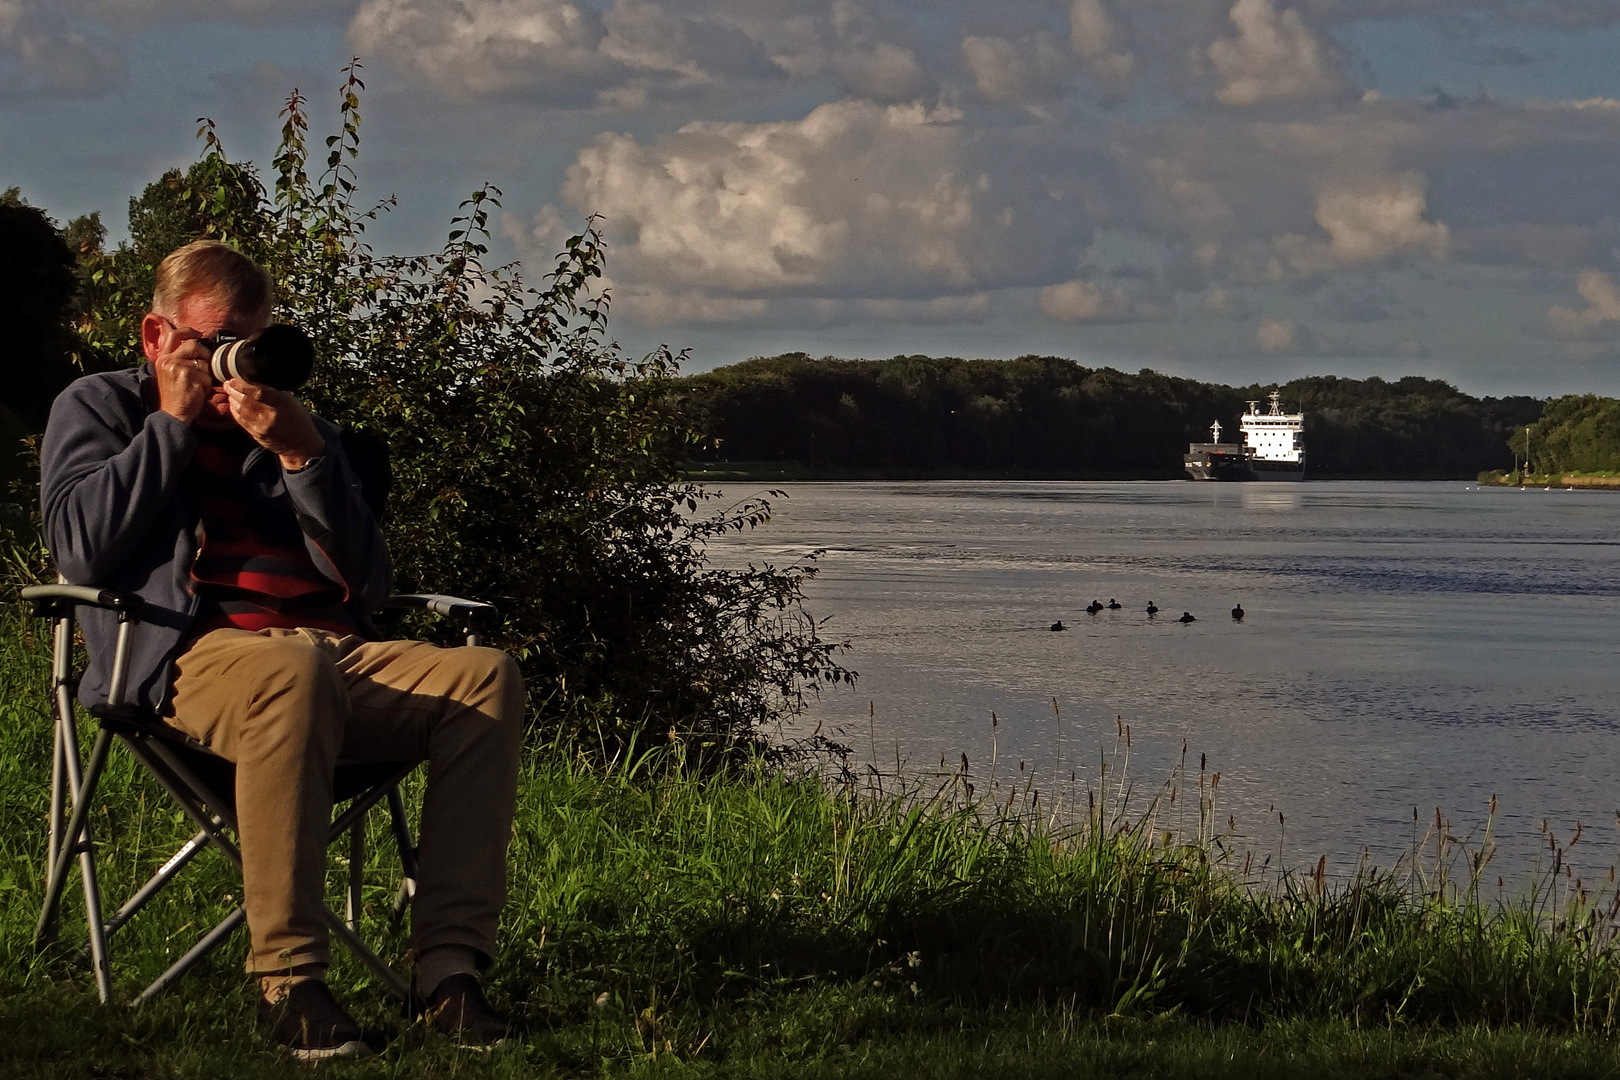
709, 480, 1620, 890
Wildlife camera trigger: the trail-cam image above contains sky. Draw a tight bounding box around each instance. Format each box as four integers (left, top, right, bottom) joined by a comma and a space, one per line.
5, 1, 1620, 396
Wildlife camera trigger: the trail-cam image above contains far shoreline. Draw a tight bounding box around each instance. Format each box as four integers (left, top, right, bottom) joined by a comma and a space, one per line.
685, 463, 1519, 484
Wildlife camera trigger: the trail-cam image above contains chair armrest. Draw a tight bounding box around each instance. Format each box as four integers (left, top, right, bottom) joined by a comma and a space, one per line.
20, 584, 144, 620
378, 593, 498, 638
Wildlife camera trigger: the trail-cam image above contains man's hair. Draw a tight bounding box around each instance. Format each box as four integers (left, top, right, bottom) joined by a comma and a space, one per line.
151, 240, 273, 319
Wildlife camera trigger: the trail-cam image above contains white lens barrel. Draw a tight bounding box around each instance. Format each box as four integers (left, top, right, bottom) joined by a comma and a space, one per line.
211, 339, 250, 383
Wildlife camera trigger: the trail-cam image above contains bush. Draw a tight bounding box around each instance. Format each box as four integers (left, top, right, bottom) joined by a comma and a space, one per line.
13, 64, 852, 760
1515, 394, 1620, 475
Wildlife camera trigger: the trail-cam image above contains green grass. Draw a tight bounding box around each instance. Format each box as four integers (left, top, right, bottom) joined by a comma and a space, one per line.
4, 608, 1620, 1076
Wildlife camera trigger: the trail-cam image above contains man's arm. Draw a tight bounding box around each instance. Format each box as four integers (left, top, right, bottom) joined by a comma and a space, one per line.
223, 377, 391, 610
282, 420, 394, 613
40, 377, 196, 584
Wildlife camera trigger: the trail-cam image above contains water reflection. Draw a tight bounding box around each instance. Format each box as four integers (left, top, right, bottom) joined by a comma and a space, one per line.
1240, 487, 1303, 512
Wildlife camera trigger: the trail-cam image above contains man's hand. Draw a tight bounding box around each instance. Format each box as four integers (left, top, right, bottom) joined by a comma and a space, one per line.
153, 337, 215, 425
225, 380, 326, 471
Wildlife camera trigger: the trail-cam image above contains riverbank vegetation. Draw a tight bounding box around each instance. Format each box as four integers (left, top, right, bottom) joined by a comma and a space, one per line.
5, 606, 1620, 1076
1475, 393, 1620, 486
674, 355, 1544, 480
1509, 395, 1620, 476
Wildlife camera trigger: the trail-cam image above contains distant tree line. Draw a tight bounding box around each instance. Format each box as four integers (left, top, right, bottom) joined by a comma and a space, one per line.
673, 354, 1544, 480
1510, 395, 1620, 475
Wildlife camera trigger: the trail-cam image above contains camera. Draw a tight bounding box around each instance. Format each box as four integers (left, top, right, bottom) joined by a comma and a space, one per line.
208, 324, 316, 391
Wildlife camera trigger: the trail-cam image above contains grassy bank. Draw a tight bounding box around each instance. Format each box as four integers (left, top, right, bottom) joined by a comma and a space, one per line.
4, 609, 1620, 1077
1477, 470, 1620, 489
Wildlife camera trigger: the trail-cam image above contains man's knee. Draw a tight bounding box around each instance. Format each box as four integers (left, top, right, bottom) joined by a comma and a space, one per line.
242, 636, 349, 746
447, 647, 525, 745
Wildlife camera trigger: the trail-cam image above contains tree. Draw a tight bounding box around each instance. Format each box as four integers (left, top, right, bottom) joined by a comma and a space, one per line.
0, 191, 89, 486
20, 65, 851, 760
1517, 395, 1620, 474
76, 142, 272, 367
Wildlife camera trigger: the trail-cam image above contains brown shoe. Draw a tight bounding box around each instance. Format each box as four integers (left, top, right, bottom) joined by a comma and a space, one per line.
257, 980, 374, 1061
416, 973, 508, 1046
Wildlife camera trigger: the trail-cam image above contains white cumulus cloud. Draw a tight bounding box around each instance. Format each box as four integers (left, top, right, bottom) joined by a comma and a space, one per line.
1040, 279, 1172, 323
348, 0, 612, 99
961, 32, 1070, 104
1255, 315, 1297, 352
551, 99, 1043, 297
1545, 269, 1620, 340
1272, 171, 1450, 276
1068, 0, 1134, 90
1207, 0, 1345, 106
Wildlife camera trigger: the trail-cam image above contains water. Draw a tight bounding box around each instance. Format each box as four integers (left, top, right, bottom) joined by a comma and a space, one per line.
710, 480, 1620, 889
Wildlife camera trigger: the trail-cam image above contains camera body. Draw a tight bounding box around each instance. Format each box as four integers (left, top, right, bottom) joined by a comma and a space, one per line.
207, 324, 316, 391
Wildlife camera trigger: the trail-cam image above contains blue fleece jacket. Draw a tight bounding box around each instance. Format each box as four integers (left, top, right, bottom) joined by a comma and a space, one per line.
39, 362, 392, 713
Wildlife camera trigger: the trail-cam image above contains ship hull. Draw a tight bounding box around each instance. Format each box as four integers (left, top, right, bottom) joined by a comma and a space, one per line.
1183, 442, 1255, 481
1184, 457, 1256, 481
1183, 454, 1307, 481
1250, 459, 1305, 481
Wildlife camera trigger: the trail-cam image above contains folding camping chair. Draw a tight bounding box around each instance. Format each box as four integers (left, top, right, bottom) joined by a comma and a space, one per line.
22, 584, 499, 1005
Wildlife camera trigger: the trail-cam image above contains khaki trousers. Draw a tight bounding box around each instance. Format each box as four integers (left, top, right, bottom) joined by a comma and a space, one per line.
164, 626, 524, 975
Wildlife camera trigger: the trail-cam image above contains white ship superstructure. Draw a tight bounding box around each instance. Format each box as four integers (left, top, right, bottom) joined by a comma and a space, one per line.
1238, 392, 1305, 478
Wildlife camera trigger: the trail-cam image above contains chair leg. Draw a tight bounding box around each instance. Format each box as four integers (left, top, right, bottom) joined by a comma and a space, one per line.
132, 906, 248, 1006
89, 829, 213, 951
37, 727, 113, 950
385, 786, 418, 923
44, 708, 65, 905
321, 908, 409, 1000
346, 823, 365, 931
43, 616, 74, 901
78, 840, 113, 1003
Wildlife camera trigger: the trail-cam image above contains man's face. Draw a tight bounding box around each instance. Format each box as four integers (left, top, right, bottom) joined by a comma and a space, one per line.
142, 291, 272, 430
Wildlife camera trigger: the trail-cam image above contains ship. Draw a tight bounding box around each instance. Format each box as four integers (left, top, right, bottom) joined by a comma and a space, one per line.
1184, 391, 1306, 481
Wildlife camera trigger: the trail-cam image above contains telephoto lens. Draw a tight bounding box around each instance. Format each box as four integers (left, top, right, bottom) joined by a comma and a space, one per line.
209, 324, 316, 391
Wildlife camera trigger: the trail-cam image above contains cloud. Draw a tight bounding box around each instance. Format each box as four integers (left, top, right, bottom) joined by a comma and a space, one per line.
831, 39, 929, 101
1040, 279, 1172, 323
610, 284, 770, 325
1207, 0, 1346, 106
1202, 287, 1253, 318
599, 0, 783, 87
21, 0, 1605, 379
1545, 269, 1620, 340
40, 0, 354, 24
961, 32, 1070, 104
552, 98, 1072, 298
346, 0, 934, 106
1271, 172, 1450, 276
348, 0, 613, 100
1068, 0, 1134, 89
1255, 315, 1298, 352
1117, 106, 1461, 288
844, 292, 994, 321
0, 0, 125, 96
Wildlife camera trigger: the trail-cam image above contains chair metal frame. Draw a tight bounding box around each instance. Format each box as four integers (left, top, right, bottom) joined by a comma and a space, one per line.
24, 584, 497, 1005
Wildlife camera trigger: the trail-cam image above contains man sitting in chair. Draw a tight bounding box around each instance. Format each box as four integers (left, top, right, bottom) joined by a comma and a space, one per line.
40, 240, 523, 1058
